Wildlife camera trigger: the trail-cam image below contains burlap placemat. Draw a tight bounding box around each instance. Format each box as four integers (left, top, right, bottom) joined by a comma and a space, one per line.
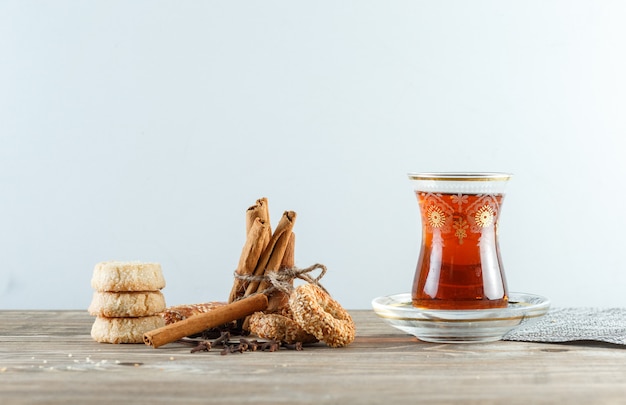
503, 307, 626, 345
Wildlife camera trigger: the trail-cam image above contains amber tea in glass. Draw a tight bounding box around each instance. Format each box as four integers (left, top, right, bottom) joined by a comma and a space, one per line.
408, 173, 511, 310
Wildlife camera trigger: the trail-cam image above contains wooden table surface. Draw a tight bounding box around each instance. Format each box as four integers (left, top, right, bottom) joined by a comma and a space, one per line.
1, 310, 625, 404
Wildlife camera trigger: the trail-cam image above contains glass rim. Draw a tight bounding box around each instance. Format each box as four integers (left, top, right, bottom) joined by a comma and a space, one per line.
408, 172, 512, 182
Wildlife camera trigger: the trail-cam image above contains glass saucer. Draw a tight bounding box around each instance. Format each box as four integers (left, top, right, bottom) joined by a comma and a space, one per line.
371, 292, 550, 343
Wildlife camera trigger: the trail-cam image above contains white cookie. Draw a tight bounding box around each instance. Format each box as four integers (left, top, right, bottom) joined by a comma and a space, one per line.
88, 291, 166, 317
91, 261, 165, 292
90, 315, 165, 344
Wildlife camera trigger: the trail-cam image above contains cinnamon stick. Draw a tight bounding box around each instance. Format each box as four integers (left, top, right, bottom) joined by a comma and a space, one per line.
267, 232, 295, 313
244, 211, 296, 297
257, 230, 294, 296
228, 218, 270, 303
241, 230, 293, 329
143, 294, 268, 348
246, 197, 271, 237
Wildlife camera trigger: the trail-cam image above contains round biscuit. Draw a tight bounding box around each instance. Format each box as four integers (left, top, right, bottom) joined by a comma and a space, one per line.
91, 261, 165, 292
88, 291, 166, 317
90, 315, 165, 344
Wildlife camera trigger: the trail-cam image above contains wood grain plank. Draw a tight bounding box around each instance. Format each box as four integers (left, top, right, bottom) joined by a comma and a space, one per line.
1, 311, 626, 404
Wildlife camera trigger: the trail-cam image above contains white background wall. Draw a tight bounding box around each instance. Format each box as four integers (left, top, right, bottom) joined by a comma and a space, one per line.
1, 1, 625, 310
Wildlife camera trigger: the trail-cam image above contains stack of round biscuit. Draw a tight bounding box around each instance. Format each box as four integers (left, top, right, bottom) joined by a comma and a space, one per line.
89, 261, 166, 343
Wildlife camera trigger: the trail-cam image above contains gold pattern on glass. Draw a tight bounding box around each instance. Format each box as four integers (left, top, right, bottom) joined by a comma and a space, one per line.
426, 205, 446, 228
453, 217, 468, 244
474, 205, 495, 228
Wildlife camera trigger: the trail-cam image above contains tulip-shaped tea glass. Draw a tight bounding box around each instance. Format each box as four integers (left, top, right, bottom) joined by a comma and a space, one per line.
409, 173, 512, 310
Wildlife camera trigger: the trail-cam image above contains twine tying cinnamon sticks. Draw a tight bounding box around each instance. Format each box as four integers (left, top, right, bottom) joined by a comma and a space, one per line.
233, 263, 328, 296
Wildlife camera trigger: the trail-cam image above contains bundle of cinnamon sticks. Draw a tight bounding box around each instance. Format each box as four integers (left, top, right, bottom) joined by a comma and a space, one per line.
144, 198, 298, 348
229, 197, 296, 313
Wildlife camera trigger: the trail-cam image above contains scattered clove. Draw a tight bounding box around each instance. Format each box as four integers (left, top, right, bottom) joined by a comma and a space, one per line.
240, 338, 259, 351
261, 340, 280, 352
213, 331, 231, 347
188, 334, 304, 355
190, 341, 211, 353
283, 341, 303, 351
220, 342, 247, 355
